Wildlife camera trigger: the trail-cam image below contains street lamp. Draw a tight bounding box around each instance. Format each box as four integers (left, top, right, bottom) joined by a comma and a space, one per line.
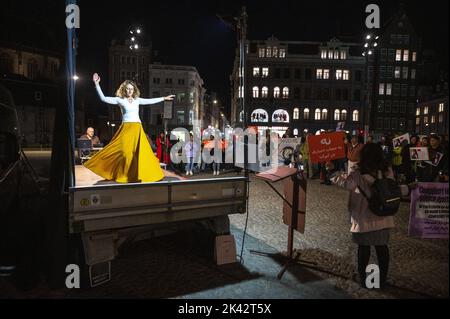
362, 32, 379, 143
128, 26, 142, 84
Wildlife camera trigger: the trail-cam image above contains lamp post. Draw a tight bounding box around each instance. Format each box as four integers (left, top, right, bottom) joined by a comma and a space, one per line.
129, 26, 142, 85
362, 33, 379, 143
237, 7, 248, 130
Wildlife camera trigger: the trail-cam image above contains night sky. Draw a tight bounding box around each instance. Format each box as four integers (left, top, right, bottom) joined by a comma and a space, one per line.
2, 0, 449, 113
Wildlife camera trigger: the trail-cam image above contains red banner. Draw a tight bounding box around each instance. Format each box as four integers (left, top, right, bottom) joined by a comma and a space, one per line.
307, 132, 346, 163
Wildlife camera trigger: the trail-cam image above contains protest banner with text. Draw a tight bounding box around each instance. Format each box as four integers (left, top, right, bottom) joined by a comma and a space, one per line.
408, 183, 449, 239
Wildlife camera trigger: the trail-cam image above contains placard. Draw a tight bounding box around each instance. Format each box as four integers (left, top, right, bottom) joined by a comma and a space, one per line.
408, 183, 449, 239
307, 131, 346, 164
409, 147, 429, 161
392, 133, 410, 149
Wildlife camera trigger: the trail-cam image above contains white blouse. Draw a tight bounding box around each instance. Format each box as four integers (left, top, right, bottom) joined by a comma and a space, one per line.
95, 83, 164, 123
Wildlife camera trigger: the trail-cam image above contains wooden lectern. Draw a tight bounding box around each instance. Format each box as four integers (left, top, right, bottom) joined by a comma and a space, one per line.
252, 166, 319, 280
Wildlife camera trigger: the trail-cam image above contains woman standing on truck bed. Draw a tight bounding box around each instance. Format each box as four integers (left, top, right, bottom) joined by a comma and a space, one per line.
84, 73, 175, 183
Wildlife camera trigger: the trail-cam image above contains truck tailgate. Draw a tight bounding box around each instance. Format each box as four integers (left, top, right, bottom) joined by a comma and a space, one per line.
69, 177, 248, 233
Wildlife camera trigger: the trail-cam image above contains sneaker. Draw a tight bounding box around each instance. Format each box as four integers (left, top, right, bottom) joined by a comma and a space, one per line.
190, 171, 193, 176
216, 171, 220, 176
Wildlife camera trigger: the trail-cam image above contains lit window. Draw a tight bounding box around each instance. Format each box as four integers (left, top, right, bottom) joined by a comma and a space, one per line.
396, 49, 402, 61
293, 108, 300, 120
416, 108, 420, 116
336, 70, 343, 80
322, 109, 328, 120
379, 83, 385, 95
274, 87, 280, 98
328, 50, 333, 59
253, 67, 260, 77
258, 48, 265, 58
279, 49, 286, 58
395, 67, 401, 79
334, 50, 339, 59
424, 106, 429, 115
431, 115, 436, 124
261, 86, 269, 98
272, 109, 289, 123
341, 109, 347, 120
438, 103, 444, 112
315, 108, 321, 120
343, 70, 350, 80
402, 67, 408, 79
424, 116, 428, 124
266, 47, 272, 58
340, 50, 347, 59
321, 50, 327, 59
416, 117, 420, 125
412, 52, 417, 62
411, 69, 416, 79
282, 87, 289, 99
316, 69, 323, 79
272, 47, 278, 58
386, 83, 392, 95
304, 108, 310, 119
334, 109, 340, 121
252, 86, 259, 98
403, 50, 409, 62
238, 86, 243, 98
251, 109, 269, 123
262, 67, 269, 78
439, 114, 444, 123
323, 69, 330, 79
352, 110, 359, 122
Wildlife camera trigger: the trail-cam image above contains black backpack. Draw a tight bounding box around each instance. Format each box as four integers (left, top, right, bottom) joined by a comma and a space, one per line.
358, 174, 402, 217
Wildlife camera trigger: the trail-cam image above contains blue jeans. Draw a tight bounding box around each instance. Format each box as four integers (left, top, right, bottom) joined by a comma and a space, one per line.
185, 157, 194, 172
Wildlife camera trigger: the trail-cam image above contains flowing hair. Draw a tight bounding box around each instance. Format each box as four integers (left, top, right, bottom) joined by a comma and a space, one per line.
115, 80, 140, 98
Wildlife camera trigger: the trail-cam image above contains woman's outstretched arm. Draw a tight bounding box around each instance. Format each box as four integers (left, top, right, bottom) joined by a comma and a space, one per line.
139, 94, 176, 105
93, 73, 118, 105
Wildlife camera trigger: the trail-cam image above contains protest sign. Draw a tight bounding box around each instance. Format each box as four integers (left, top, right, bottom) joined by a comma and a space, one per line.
408, 183, 449, 239
307, 131, 346, 164
409, 147, 429, 161
336, 122, 345, 131
278, 138, 301, 165
393, 133, 410, 149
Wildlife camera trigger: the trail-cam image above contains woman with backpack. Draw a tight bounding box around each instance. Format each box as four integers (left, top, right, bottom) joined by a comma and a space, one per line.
331, 143, 411, 288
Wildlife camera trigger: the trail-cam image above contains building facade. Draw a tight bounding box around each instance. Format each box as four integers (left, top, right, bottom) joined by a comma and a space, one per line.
231, 36, 365, 137
0, 42, 67, 147
416, 97, 448, 136
369, 9, 421, 136
147, 64, 206, 139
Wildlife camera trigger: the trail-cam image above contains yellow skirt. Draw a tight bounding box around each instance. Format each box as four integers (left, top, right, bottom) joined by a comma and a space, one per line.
84, 122, 164, 183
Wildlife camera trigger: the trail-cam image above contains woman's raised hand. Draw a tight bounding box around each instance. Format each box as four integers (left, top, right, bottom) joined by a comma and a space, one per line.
164, 95, 176, 101
93, 73, 101, 84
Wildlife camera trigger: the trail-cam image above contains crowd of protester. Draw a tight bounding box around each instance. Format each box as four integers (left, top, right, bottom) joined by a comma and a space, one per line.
297, 131, 449, 184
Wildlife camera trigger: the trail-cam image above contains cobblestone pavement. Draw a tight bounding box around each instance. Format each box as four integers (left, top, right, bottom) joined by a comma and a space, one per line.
0, 170, 448, 299
226, 172, 449, 299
